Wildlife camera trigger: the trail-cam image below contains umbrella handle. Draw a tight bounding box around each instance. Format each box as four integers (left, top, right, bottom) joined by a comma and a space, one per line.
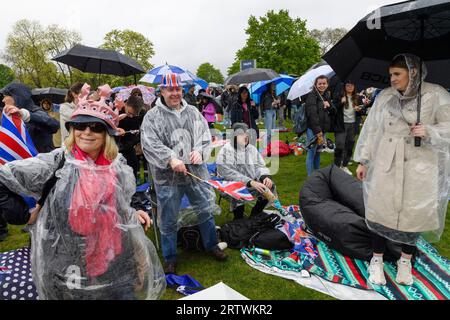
414, 137, 421, 147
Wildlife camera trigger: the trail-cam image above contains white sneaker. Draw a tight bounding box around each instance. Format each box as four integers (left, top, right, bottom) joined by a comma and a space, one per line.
341, 166, 353, 175
396, 258, 414, 286
368, 256, 386, 285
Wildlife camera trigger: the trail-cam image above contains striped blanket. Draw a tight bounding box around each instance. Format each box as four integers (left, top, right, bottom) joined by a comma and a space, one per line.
242, 237, 449, 300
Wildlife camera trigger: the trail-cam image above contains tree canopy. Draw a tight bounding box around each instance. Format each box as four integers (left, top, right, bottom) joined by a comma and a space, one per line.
196, 63, 224, 84
227, 10, 321, 76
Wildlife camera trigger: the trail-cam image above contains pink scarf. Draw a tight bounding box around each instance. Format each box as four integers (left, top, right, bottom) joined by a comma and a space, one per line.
68, 144, 122, 278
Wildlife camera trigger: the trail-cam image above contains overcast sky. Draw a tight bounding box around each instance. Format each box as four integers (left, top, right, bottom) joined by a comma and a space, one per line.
0, 0, 400, 76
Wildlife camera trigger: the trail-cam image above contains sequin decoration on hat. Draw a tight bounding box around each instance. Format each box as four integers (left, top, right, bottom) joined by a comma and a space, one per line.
158, 73, 184, 88
70, 86, 121, 134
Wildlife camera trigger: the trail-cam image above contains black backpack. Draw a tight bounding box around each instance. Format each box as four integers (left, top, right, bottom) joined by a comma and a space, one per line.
219, 213, 292, 250
293, 103, 307, 135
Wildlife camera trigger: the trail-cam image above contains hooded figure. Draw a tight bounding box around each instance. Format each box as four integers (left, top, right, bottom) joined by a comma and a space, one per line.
216, 123, 274, 220
1, 83, 60, 153
354, 53, 450, 246
0, 94, 166, 300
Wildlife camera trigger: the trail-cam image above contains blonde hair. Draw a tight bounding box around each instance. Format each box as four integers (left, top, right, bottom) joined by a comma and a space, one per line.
64, 127, 119, 161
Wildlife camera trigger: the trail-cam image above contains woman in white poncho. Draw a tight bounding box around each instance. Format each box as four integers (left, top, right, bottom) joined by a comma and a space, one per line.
355, 54, 450, 286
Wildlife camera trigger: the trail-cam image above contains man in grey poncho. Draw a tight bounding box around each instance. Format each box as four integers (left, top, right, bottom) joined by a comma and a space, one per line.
141, 73, 228, 274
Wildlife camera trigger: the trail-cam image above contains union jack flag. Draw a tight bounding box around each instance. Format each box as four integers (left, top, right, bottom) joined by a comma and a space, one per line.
0, 112, 38, 165
207, 180, 254, 202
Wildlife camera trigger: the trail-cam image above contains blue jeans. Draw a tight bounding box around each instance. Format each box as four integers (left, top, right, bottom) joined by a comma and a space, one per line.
306, 128, 321, 176
155, 183, 219, 263
264, 109, 277, 144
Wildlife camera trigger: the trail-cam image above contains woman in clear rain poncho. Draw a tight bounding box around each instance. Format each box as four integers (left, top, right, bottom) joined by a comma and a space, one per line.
0, 87, 166, 300
355, 54, 450, 286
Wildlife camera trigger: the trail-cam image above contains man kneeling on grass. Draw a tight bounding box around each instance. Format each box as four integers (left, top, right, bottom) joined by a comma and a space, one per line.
217, 123, 275, 220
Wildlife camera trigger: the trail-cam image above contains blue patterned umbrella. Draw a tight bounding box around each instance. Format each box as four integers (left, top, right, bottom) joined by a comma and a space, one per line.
140, 64, 207, 89
249, 74, 295, 104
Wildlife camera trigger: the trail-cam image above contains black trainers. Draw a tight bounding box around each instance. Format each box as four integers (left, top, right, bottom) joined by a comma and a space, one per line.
164, 261, 177, 274
209, 248, 228, 261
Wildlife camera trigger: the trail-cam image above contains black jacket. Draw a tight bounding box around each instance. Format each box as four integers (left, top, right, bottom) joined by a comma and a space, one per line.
117, 109, 146, 152
229, 100, 259, 136
1, 83, 60, 153
0, 184, 30, 226
184, 92, 197, 107
305, 90, 336, 135
332, 94, 367, 133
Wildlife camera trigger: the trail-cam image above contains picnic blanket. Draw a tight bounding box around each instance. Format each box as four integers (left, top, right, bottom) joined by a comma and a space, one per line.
0, 247, 38, 300
242, 237, 450, 300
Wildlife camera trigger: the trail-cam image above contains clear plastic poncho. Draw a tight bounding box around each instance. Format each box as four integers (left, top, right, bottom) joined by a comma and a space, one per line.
141, 98, 219, 235
354, 53, 450, 245
0, 149, 166, 300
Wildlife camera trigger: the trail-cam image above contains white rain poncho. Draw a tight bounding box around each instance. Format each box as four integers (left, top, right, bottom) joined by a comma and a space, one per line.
0, 148, 166, 300
354, 53, 450, 245
141, 98, 219, 234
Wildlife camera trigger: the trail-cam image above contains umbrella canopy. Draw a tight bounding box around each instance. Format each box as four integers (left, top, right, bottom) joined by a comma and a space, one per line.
31, 87, 68, 104
287, 64, 335, 101
250, 74, 295, 104
225, 68, 279, 85
52, 44, 146, 77
140, 63, 206, 87
116, 85, 156, 106
323, 0, 450, 89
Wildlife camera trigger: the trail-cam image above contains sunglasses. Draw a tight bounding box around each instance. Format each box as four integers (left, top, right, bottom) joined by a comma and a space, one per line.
72, 122, 106, 133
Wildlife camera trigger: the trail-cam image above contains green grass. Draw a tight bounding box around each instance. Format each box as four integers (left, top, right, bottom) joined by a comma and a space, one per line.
1, 119, 448, 300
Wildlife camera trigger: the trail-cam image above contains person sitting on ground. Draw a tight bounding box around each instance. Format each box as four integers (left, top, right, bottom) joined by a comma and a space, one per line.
217, 123, 275, 220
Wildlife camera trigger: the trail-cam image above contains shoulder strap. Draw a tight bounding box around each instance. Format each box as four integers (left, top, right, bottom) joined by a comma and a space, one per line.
37, 153, 66, 207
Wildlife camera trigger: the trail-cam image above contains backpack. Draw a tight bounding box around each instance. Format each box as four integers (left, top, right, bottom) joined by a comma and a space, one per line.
293, 103, 307, 135
219, 213, 289, 250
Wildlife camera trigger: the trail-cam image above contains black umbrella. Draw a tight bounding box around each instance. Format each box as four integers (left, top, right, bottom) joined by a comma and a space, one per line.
323, 0, 450, 146
52, 44, 146, 82
31, 87, 68, 104
225, 68, 279, 85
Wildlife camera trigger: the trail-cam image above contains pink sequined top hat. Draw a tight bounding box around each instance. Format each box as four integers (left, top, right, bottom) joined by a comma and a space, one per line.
158, 73, 184, 88
65, 83, 123, 136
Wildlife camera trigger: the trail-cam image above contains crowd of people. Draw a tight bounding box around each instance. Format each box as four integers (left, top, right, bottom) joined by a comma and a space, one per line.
0, 52, 448, 299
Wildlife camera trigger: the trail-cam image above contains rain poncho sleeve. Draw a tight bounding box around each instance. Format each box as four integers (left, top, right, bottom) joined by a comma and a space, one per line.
353, 54, 450, 245
0, 149, 62, 198
140, 114, 177, 170
217, 143, 270, 184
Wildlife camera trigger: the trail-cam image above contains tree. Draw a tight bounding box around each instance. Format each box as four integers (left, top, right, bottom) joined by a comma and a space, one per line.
0, 64, 15, 88
309, 28, 348, 56
227, 10, 321, 76
2, 19, 84, 88
45, 24, 83, 87
196, 63, 224, 84
101, 29, 155, 87
3, 20, 57, 88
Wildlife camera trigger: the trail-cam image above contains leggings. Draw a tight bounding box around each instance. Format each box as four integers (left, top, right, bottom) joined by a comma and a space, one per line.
371, 233, 417, 255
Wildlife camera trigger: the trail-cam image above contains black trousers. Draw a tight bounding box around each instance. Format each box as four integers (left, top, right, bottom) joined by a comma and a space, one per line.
371, 233, 417, 256
233, 198, 269, 220
334, 123, 356, 167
